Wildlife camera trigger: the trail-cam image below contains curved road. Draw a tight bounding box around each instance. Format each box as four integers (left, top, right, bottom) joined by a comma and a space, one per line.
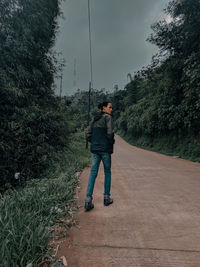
57, 135, 200, 267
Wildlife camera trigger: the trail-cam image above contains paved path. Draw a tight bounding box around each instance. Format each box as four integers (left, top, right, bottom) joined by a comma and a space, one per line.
57, 135, 200, 267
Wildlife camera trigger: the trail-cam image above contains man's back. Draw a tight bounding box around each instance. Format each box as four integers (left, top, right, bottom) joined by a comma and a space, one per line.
87, 112, 114, 154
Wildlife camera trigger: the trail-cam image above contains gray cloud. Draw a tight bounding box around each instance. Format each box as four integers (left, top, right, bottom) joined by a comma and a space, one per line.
55, 0, 170, 95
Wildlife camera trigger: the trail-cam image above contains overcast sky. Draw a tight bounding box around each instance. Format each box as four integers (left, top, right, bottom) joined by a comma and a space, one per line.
54, 0, 170, 96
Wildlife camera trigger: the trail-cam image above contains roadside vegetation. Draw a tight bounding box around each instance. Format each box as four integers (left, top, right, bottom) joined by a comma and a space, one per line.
0, 132, 90, 267
0, 0, 72, 191
0, 0, 199, 265
113, 0, 200, 162
0, 1, 90, 266
71, 0, 200, 162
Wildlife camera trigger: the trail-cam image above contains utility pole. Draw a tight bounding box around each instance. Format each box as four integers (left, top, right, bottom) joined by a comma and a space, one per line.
59, 73, 63, 98
88, 0, 93, 88
86, 81, 92, 149
86, 0, 94, 149
88, 81, 91, 125
114, 84, 119, 92
73, 58, 77, 89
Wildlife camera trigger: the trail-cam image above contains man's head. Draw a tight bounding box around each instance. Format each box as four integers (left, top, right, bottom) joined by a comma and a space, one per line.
102, 101, 112, 115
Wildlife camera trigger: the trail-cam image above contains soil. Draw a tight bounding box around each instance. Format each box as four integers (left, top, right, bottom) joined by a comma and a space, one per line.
54, 135, 200, 267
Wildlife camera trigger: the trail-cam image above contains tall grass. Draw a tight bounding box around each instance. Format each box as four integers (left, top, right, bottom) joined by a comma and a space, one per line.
0, 132, 90, 267
120, 132, 200, 162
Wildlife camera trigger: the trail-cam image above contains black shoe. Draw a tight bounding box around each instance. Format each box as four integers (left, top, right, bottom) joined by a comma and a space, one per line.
104, 196, 113, 206
85, 200, 94, 211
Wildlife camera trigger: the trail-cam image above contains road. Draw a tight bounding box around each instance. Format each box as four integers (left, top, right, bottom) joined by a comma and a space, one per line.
56, 135, 200, 267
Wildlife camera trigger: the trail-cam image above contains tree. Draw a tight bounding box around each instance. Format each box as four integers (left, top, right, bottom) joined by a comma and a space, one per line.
0, 0, 74, 190
114, 0, 200, 160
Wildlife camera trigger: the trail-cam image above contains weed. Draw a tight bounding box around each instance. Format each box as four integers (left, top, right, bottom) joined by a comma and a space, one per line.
0, 132, 90, 267
119, 132, 200, 162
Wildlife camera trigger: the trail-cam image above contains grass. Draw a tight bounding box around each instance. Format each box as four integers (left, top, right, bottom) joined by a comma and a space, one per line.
119, 132, 200, 162
0, 132, 90, 267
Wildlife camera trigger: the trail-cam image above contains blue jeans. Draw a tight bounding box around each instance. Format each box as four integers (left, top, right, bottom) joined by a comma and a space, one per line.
86, 152, 111, 199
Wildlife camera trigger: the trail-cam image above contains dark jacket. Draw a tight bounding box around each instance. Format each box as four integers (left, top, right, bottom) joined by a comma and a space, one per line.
87, 112, 115, 154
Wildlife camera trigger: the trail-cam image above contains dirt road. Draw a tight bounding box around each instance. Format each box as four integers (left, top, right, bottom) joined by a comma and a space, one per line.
57, 135, 200, 267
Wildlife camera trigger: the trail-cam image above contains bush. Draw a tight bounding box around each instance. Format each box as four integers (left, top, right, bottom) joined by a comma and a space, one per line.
0, 132, 90, 267
0, 0, 75, 190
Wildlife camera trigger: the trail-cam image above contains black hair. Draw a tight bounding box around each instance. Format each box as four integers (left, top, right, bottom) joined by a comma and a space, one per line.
98, 103, 103, 110
102, 101, 111, 107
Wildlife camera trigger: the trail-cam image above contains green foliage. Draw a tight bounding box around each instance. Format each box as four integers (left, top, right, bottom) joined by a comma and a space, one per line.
115, 0, 200, 161
0, 0, 76, 189
0, 132, 90, 267
1, 94, 74, 188
121, 132, 200, 162
68, 88, 109, 126
109, 89, 127, 122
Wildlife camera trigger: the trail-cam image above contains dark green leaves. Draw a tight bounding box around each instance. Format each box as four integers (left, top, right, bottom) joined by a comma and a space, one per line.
0, 0, 76, 190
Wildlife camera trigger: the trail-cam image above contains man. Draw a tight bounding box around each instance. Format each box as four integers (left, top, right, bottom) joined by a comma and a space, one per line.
85, 102, 115, 211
